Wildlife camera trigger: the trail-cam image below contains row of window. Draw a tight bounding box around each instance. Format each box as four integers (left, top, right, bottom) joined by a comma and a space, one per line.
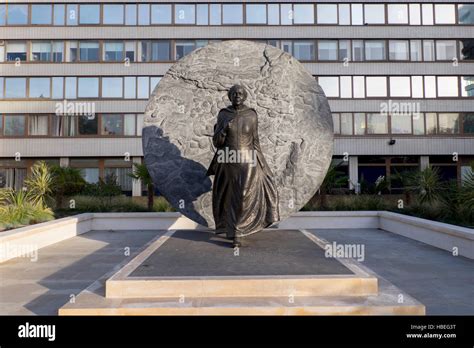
317, 76, 474, 98
0, 114, 144, 137
2, 39, 473, 63
0, 76, 161, 100
0, 75, 473, 100
332, 112, 474, 136
1, 3, 473, 26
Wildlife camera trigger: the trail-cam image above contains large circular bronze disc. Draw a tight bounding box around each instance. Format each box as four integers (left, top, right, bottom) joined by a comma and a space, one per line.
143, 40, 333, 228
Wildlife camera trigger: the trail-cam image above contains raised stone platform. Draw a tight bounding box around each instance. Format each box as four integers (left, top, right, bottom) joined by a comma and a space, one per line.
59, 229, 425, 315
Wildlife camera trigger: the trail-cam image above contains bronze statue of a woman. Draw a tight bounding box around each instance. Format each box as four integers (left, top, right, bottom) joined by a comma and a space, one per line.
206, 85, 280, 247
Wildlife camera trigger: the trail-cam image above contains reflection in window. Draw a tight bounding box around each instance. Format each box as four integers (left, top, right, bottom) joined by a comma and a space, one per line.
66, 5, 78, 26
4, 115, 26, 136
31, 42, 52, 61
438, 113, 459, 134
7, 5, 28, 25
351, 4, 363, 25
365, 41, 385, 60
78, 77, 99, 98
339, 40, 351, 61
125, 5, 137, 25
317, 5, 337, 24
222, 5, 243, 24
151, 5, 172, 24
367, 114, 388, 134
124, 77, 137, 99
104, 5, 124, 25
463, 113, 474, 133
332, 114, 340, 134
364, 5, 385, 24
340, 113, 353, 135
141, 41, 170, 61
318, 41, 338, 61
293, 41, 315, 61
461, 76, 474, 97
354, 113, 366, 135
391, 115, 412, 134
436, 41, 457, 61
388, 4, 408, 24
352, 40, 364, 61
104, 42, 124, 61
138, 4, 150, 25
102, 114, 123, 135
210, 4, 221, 25
175, 5, 195, 24
293, 4, 314, 24
280, 4, 292, 25
389, 40, 409, 61
32, 5, 52, 25
197, 4, 209, 25
458, 4, 474, 25
437, 76, 458, 97
422, 4, 434, 25
79, 42, 99, 61
339, 4, 350, 25
29, 78, 51, 98
79, 5, 100, 24
409, 4, 421, 25
137, 77, 150, 99
175, 41, 195, 60
5, 78, 27, 98
460, 40, 474, 60
102, 77, 123, 98
268, 4, 279, 25
423, 40, 435, 61
78, 116, 98, 135
426, 113, 437, 134
413, 113, 425, 135
410, 40, 422, 61
246, 4, 267, 24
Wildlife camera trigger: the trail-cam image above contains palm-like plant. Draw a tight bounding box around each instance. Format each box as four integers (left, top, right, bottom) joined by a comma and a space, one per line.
313, 162, 348, 209
406, 166, 444, 205
24, 161, 53, 207
128, 163, 154, 211
50, 165, 86, 208
458, 163, 474, 211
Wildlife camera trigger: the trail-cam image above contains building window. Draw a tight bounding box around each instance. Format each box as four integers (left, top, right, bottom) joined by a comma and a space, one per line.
351, 4, 363, 25
366, 77, 387, 97
426, 113, 438, 134
175, 4, 195, 24
78, 116, 98, 135
460, 40, 474, 61
280, 4, 292, 25
138, 4, 150, 25
246, 4, 266, 24
222, 4, 243, 24
141, 41, 171, 61
332, 114, 340, 134
434, 5, 456, 24
66, 5, 78, 26
31, 42, 52, 62
104, 42, 124, 62
354, 113, 366, 135
79, 5, 100, 25
175, 41, 195, 60
5, 78, 26, 98
318, 41, 338, 61
436, 40, 457, 61
422, 4, 434, 25
438, 113, 459, 134
268, 4, 279, 25
423, 40, 435, 61
29, 78, 51, 98
6, 42, 27, 61
124, 77, 137, 99
352, 40, 364, 61
463, 113, 474, 133
104, 5, 124, 25
364, 4, 385, 24
340, 76, 352, 98
151, 4, 172, 24
4, 115, 26, 136
52, 77, 64, 99
410, 40, 423, 61
137, 77, 150, 99
31, 5, 52, 25
101, 114, 123, 135
340, 113, 353, 135
318, 77, 339, 97
437, 76, 458, 97
0, 5, 5, 25
102, 77, 123, 98
79, 42, 100, 61
52, 42, 64, 62
293, 4, 314, 24
29, 115, 49, 136
413, 113, 425, 135
65, 77, 77, 99
53, 4, 65, 26
461, 76, 474, 97
388, 4, 408, 24
409, 4, 421, 25
317, 5, 337, 24
196, 4, 209, 25
389, 40, 409, 61
77, 77, 99, 98
7, 5, 28, 25
389, 77, 411, 97
458, 4, 474, 25
293, 41, 315, 61
125, 5, 137, 26
210, 4, 221, 25
365, 41, 386, 60
391, 115, 412, 134
367, 114, 388, 134
338, 4, 350, 25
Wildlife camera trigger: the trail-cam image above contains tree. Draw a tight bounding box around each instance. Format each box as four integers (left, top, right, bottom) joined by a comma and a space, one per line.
128, 163, 155, 211
315, 162, 348, 209
24, 161, 53, 208
50, 165, 86, 208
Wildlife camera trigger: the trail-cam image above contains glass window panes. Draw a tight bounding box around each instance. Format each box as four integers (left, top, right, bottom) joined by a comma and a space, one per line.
125, 5, 137, 25
390, 77, 411, 97
435, 5, 456, 24
293, 41, 315, 61
79, 5, 100, 24
0, 5, 5, 25
65, 77, 77, 99
366, 77, 387, 97
78, 77, 99, 98
352, 40, 364, 61
339, 40, 351, 61
102, 114, 123, 135
354, 113, 366, 135
364, 5, 385, 24
367, 114, 388, 134
410, 40, 422, 61
411, 76, 424, 98
280, 4, 292, 25
353, 76, 365, 98
422, 4, 434, 25
31, 42, 52, 61
462, 113, 474, 133
246, 4, 267, 24
210, 4, 221, 25
197, 4, 209, 25
5, 78, 26, 98
104, 5, 124, 25
102, 77, 123, 98
438, 113, 459, 134
423, 40, 435, 61
317, 5, 337, 24
437, 77, 459, 97
351, 4, 363, 25
340, 113, 353, 135
409, 4, 421, 25
461, 76, 474, 97
79, 42, 99, 61
389, 40, 409, 60
52, 77, 64, 99
318, 41, 338, 61
124, 114, 136, 136
124, 77, 137, 99
53, 42, 64, 62
391, 115, 412, 134
340, 76, 352, 98
7, 5, 28, 25
268, 4, 279, 25
318, 77, 339, 97
424, 76, 436, 98
78, 115, 98, 135
29, 115, 49, 136
151, 5, 172, 24
460, 40, 474, 61
176, 41, 195, 60
332, 114, 340, 134
66, 5, 78, 26
137, 77, 150, 99
32, 5, 52, 25
426, 113, 437, 134
125, 42, 136, 62
436, 41, 457, 61
138, 4, 150, 25
294, 4, 314, 24
6, 42, 27, 61
104, 42, 124, 61
413, 113, 425, 135
458, 5, 474, 25
4, 115, 25, 136
339, 5, 350, 25
222, 4, 243, 24
175, 5, 195, 24
29, 78, 51, 98
365, 41, 386, 60
388, 4, 408, 24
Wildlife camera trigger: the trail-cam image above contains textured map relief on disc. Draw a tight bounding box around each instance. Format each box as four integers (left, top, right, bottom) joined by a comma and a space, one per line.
143, 40, 333, 228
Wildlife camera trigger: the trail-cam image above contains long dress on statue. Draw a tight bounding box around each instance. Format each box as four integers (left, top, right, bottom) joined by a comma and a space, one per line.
206, 105, 280, 238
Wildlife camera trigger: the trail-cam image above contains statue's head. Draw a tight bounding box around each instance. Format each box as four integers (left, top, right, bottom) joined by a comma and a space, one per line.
228, 85, 247, 107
